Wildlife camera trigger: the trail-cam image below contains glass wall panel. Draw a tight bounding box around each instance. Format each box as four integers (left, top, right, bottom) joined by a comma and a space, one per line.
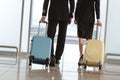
0, 0, 22, 63
21, 0, 31, 52
105, 0, 120, 59
0, 0, 22, 48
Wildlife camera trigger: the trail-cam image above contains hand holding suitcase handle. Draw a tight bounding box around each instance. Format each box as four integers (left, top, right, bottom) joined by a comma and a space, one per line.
95, 19, 102, 27
39, 16, 48, 24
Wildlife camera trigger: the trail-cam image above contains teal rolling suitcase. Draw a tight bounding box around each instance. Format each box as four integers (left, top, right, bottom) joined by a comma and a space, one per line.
29, 22, 52, 67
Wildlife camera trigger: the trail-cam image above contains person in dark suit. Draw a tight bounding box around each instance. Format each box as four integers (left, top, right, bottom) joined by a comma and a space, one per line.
40, 0, 75, 66
74, 0, 102, 64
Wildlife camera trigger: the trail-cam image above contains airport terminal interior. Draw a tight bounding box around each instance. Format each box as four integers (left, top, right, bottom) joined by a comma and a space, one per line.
0, 0, 120, 80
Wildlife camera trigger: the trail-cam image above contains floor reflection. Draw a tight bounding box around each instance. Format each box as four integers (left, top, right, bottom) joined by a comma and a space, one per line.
29, 64, 62, 80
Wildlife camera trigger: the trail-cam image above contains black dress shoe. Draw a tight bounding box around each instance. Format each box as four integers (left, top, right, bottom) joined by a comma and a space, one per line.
49, 56, 56, 67
49, 61, 55, 67
55, 59, 60, 64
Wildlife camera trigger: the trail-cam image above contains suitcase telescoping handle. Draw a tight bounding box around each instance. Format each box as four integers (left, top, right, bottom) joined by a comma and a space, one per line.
38, 21, 48, 36
95, 25, 102, 40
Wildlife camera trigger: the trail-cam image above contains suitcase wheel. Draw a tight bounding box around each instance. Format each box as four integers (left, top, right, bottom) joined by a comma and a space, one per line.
99, 65, 102, 70
84, 64, 87, 69
83, 60, 87, 70
29, 55, 34, 66
99, 61, 102, 70
45, 58, 50, 68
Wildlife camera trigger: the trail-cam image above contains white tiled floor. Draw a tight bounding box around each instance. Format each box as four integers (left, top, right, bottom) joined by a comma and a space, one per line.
0, 43, 120, 80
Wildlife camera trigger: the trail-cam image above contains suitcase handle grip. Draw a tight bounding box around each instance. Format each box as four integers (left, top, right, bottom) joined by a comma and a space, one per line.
38, 21, 48, 36
96, 25, 101, 40
93, 24, 102, 40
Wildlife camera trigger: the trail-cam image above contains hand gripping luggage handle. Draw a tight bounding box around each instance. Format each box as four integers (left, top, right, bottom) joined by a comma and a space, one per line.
38, 21, 48, 36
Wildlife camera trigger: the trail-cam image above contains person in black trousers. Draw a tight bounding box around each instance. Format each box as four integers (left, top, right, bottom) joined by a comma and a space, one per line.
40, 0, 74, 66
74, 0, 102, 64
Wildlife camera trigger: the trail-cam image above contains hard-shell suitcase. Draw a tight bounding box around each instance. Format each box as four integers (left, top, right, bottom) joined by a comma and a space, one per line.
29, 22, 52, 67
79, 26, 104, 70
83, 39, 104, 70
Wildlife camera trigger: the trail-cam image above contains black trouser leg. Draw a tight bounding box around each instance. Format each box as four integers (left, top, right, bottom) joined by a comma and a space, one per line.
55, 21, 67, 60
47, 20, 57, 57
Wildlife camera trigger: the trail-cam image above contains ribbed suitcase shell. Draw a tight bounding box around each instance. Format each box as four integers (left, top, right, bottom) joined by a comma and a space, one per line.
30, 35, 52, 65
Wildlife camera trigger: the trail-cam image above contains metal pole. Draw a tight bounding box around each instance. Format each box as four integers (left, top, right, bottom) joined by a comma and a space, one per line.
19, 0, 25, 56
104, 0, 109, 53
104, 0, 109, 62
27, 0, 33, 53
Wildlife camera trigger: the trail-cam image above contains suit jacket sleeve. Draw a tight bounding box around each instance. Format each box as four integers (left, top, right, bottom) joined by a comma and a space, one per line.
95, 0, 100, 19
69, 0, 75, 18
42, 0, 49, 16
75, 0, 81, 20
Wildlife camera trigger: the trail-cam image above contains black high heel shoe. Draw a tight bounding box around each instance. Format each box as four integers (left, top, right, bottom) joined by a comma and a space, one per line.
78, 55, 83, 66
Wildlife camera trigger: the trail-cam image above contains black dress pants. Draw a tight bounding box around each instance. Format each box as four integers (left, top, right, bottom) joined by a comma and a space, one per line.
47, 20, 67, 60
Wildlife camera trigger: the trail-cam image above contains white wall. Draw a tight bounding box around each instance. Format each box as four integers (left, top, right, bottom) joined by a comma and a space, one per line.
100, 0, 107, 41
0, 0, 31, 53
0, 0, 22, 49
105, 0, 120, 59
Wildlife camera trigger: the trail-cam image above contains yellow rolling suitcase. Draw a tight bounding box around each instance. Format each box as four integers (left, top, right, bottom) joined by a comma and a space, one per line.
83, 39, 104, 70
83, 27, 104, 70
